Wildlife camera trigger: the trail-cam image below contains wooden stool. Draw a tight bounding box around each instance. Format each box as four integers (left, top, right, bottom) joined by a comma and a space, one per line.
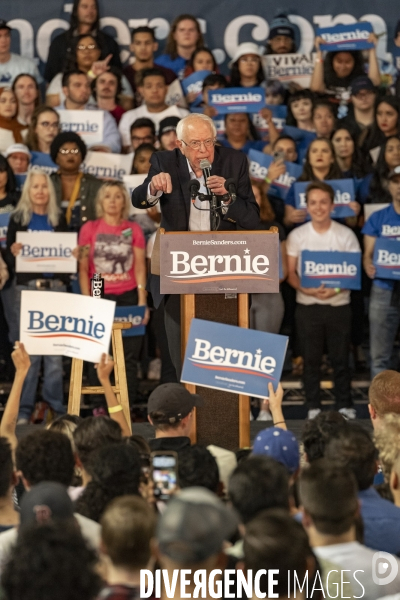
67, 322, 132, 432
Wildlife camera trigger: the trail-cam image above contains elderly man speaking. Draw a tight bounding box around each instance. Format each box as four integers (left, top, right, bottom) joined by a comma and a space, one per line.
131, 113, 260, 376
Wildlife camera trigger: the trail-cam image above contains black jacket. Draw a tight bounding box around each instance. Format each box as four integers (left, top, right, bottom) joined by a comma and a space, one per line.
44, 30, 122, 83
132, 146, 260, 232
132, 146, 260, 306
50, 172, 102, 231
5, 213, 70, 286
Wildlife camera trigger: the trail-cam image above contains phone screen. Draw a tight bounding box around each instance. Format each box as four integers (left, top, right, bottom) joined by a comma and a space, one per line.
273, 150, 285, 162
151, 453, 178, 501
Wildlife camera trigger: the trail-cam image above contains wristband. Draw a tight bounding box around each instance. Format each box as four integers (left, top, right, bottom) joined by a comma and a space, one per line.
334, 288, 341, 294
108, 405, 124, 414
137, 284, 147, 291
265, 177, 271, 184
273, 421, 285, 426
315, 57, 323, 63
87, 69, 96, 79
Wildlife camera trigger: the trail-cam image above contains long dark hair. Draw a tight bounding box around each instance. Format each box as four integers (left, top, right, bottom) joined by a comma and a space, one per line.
286, 89, 315, 127
363, 96, 400, 153
165, 15, 204, 60
367, 135, 400, 203
224, 112, 260, 141
323, 50, 365, 88
298, 138, 342, 182
330, 124, 371, 178
229, 57, 265, 88
0, 155, 17, 195
26, 106, 60, 152
187, 47, 217, 72
69, 0, 100, 34
65, 33, 100, 72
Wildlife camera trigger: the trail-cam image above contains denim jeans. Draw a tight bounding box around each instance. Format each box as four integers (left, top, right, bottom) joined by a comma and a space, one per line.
15, 283, 66, 420
369, 284, 400, 379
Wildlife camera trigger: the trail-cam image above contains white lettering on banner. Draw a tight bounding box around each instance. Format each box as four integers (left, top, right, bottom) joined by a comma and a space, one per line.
382, 225, 400, 237
169, 250, 269, 277
304, 261, 357, 276
187, 80, 204, 94
250, 160, 295, 187
376, 250, 400, 266
320, 29, 370, 43
299, 189, 351, 208
211, 92, 262, 104
191, 339, 277, 374
114, 314, 142, 326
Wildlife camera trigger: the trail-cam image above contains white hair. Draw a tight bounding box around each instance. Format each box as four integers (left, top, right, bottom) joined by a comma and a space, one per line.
13, 167, 60, 227
176, 113, 216, 141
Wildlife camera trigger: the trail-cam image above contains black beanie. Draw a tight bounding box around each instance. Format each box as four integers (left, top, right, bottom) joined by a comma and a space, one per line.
50, 132, 87, 164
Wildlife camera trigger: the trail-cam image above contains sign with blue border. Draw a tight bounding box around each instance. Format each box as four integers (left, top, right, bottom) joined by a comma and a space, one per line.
208, 87, 265, 114
248, 149, 302, 200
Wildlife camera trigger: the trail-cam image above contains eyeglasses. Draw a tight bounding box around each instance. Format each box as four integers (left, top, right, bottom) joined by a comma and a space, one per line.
59, 148, 80, 155
181, 138, 215, 150
38, 121, 59, 129
77, 44, 98, 51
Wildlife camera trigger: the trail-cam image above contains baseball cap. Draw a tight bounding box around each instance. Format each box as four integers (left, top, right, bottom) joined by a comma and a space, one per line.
228, 42, 263, 68
20, 482, 75, 526
252, 427, 300, 474
388, 165, 400, 180
148, 383, 203, 424
350, 76, 375, 96
0, 20, 12, 32
159, 116, 180, 138
268, 14, 295, 40
157, 487, 239, 563
4, 143, 31, 159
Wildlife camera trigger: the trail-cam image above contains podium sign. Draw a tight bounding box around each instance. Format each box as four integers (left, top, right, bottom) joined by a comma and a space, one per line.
160, 231, 280, 294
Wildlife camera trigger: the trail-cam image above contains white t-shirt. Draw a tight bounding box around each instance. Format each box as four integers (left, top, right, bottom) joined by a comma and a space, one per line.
119, 104, 189, 148
286, 220, 360, 307
47, 72, 133, 106
0, 53, 43, 85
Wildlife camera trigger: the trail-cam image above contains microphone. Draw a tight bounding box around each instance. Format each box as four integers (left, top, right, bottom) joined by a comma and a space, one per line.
200, 159, 212, 195
224, 178, 237, 204
188, 179, 200, 199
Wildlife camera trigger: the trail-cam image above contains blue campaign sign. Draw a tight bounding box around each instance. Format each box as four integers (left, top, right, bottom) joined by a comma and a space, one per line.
208, 87, 265, 114
114, 305, 146, 337
0, 213, 10, 248
181, 70, 211, 107
294, 179, 355, 219
181, 318, 288, 399
317, 22, 374, 52
373, 238, 400, 280
248, 149, 302, 200
301, 251, 362, 290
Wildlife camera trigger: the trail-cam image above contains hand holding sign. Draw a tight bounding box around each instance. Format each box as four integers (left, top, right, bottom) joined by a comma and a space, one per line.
266, 160, 286, 183
10, 242, 22, 257
150, 172, 172, 195
11, 342, 31, 375
95, 353, 115, 381
315, 285, 337, 300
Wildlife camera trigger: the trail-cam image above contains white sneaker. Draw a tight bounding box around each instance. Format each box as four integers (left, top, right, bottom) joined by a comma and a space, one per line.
339, 407, 356, 420
17, 418, 29, 426
307, 408, 321, 420
147, 358, 161, 380
257, 409, 273, 421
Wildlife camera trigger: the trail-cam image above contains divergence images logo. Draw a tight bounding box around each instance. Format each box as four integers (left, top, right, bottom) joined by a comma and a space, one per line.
168, 249, 273, 284
372, 551, 399, 585
189, 338, 276, 380
25, 311, 105, 344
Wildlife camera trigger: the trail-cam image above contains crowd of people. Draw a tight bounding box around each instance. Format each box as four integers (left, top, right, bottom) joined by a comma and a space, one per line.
1, 4, 400, 420
2, 3, 400, 598
0, 344, 400, 599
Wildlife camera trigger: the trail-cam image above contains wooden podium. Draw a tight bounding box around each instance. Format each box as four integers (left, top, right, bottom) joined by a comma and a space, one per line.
158, 229, 279, 451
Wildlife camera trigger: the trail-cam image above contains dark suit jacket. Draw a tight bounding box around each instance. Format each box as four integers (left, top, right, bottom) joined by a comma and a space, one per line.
132, 146, 260, 307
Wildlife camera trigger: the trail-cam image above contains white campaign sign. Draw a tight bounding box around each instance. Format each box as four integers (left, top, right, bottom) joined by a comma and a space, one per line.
82, 151, 133, 180
123, 174, 149, 216
57, 109, 104, 146
20, 291, 116, 363
16, 232, 78, 273
262, 53, 316, 88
